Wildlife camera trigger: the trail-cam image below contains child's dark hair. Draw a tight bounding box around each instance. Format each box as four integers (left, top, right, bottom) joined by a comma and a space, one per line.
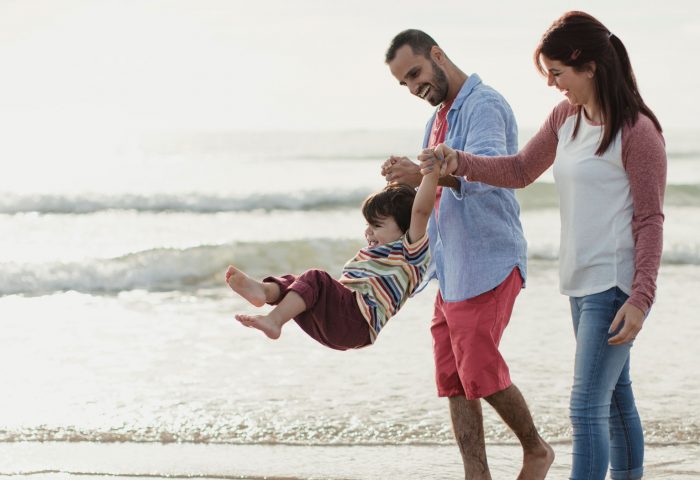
362, 183, 416, 233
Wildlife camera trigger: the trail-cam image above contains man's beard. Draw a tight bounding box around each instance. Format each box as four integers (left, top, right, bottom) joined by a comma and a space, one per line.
427, 61, 449, 106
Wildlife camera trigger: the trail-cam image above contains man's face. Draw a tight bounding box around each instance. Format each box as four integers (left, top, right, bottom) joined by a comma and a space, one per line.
388, 45, 449, 106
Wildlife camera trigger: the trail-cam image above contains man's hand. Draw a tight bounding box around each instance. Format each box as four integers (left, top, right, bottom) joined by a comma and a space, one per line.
381, 156, 422, 188
608, 302, 645, 345
417, 143, 458, 177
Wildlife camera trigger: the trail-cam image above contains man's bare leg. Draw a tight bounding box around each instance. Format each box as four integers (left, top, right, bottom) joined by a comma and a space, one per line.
484, 384, 554, 479
449, 396, 492, 480
235, 290, 306, 340
226, 265, 280, 306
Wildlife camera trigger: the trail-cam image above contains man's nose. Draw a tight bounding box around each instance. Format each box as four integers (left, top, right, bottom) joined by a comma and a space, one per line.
408, 81, 421, 96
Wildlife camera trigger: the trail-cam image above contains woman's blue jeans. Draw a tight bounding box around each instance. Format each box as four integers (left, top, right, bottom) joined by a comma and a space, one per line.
569, 287, 644, 480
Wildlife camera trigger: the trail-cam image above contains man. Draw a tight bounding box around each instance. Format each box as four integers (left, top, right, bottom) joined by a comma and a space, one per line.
382, 30, 554, 479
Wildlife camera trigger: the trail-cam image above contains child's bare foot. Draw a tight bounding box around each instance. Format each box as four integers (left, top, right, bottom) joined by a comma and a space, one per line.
235, 313, 282, 340
226, 266, 266, 307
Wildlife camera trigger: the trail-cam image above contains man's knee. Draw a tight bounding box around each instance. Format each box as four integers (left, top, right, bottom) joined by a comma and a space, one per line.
483, 383, 515, 405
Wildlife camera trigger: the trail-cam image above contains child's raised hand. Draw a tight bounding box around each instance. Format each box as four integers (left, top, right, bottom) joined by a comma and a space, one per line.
418, 144, 457, 177
417, 148, 443, 176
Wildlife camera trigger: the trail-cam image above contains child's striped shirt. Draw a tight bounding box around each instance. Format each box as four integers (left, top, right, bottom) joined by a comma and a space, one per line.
340, 234, 430, 342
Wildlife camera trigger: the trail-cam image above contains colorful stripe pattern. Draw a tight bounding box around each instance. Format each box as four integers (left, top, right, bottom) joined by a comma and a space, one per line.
340, 234, 430, 341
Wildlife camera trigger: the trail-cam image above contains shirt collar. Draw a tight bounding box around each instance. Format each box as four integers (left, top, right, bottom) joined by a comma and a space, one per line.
447, 73, 482, 112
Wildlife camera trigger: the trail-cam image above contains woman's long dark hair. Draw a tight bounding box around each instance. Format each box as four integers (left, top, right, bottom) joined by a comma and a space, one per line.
534, 11, 662, 155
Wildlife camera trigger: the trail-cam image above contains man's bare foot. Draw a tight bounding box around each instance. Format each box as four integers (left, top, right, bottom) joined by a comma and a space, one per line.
226, 266, 266, 307
518, 438, 555, 480
235, 313, 282, 340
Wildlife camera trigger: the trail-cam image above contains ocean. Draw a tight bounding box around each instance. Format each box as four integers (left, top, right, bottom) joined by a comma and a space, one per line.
1, 128, 698, 479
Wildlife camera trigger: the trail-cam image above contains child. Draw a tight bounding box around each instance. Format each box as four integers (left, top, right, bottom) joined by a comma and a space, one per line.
225, 156, 440, 350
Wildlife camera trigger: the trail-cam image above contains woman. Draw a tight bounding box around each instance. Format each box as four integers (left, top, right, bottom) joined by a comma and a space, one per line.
420, 11, 665, 480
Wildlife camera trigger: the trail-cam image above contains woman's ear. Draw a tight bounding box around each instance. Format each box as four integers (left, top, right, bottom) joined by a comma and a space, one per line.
586, 61, 597, 78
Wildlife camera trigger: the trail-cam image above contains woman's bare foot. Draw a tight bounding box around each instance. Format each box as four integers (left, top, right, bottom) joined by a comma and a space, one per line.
235, 313, 282, 340
226, 266, 266, 307
518, 438, 555, 480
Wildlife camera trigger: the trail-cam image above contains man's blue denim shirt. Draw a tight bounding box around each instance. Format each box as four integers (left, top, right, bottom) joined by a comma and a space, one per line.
417, 73, 527, 301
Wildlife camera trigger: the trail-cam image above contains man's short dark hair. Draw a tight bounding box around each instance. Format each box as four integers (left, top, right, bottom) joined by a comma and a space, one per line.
385, 29, 439, 63
362, 183, 416, 234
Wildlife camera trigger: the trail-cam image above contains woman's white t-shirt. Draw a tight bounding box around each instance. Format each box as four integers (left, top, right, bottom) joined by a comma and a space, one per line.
553, 117, 634, 297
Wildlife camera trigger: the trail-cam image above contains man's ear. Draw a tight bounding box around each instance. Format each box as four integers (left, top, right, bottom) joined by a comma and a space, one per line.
430, 45, 446, 65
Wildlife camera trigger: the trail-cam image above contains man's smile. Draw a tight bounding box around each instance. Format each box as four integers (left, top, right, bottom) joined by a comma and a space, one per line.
418, 84, 431, 99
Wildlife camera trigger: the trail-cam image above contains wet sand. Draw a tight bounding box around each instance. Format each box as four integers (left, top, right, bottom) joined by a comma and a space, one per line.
1, 441, 698, 479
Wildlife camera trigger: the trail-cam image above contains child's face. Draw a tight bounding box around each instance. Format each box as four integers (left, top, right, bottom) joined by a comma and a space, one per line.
364, 215, 403, 248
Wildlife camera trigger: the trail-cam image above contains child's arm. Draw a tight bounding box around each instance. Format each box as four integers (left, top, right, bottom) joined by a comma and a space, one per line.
407, 153, 440, 244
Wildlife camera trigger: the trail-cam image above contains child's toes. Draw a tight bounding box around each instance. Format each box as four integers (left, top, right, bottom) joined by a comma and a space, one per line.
225, 266, 235, 282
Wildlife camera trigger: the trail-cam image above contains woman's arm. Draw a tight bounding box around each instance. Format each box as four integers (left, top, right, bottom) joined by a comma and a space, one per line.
623, 118, 667, 313
425, 123, 558, 188
608, 117, 666, 345
418, 101, 573, 188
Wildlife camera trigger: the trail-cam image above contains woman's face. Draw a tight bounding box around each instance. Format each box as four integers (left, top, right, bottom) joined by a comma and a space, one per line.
541, 56, 596, 109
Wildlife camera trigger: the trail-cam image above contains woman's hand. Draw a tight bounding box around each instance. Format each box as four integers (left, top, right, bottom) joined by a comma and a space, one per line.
418, 143, 458, 177
608, 302, 645, 345
381, 156, 422, 187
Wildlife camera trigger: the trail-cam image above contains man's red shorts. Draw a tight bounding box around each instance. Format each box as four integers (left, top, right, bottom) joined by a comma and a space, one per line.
431, 267, 522, 400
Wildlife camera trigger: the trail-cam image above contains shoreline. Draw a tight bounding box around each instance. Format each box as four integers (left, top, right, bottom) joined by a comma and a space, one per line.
1, 441, 699, 479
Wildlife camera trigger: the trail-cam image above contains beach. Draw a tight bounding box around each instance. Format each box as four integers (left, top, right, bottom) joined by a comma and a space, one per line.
1, 129, 699, 478
2, 0, 699, 476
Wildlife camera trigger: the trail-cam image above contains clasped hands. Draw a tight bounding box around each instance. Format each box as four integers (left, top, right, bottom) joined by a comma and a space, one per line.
380, 144, 459, 187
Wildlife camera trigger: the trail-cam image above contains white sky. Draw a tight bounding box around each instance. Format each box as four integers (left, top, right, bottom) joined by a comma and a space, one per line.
0, 0, 698, 135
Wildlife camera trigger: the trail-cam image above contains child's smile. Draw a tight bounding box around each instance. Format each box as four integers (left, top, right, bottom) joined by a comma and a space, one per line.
364, 216, 403, 247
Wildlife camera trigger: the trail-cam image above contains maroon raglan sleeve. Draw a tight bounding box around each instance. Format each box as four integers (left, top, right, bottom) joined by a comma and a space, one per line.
622, 116, 667, 313
453, 101, 574, 187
